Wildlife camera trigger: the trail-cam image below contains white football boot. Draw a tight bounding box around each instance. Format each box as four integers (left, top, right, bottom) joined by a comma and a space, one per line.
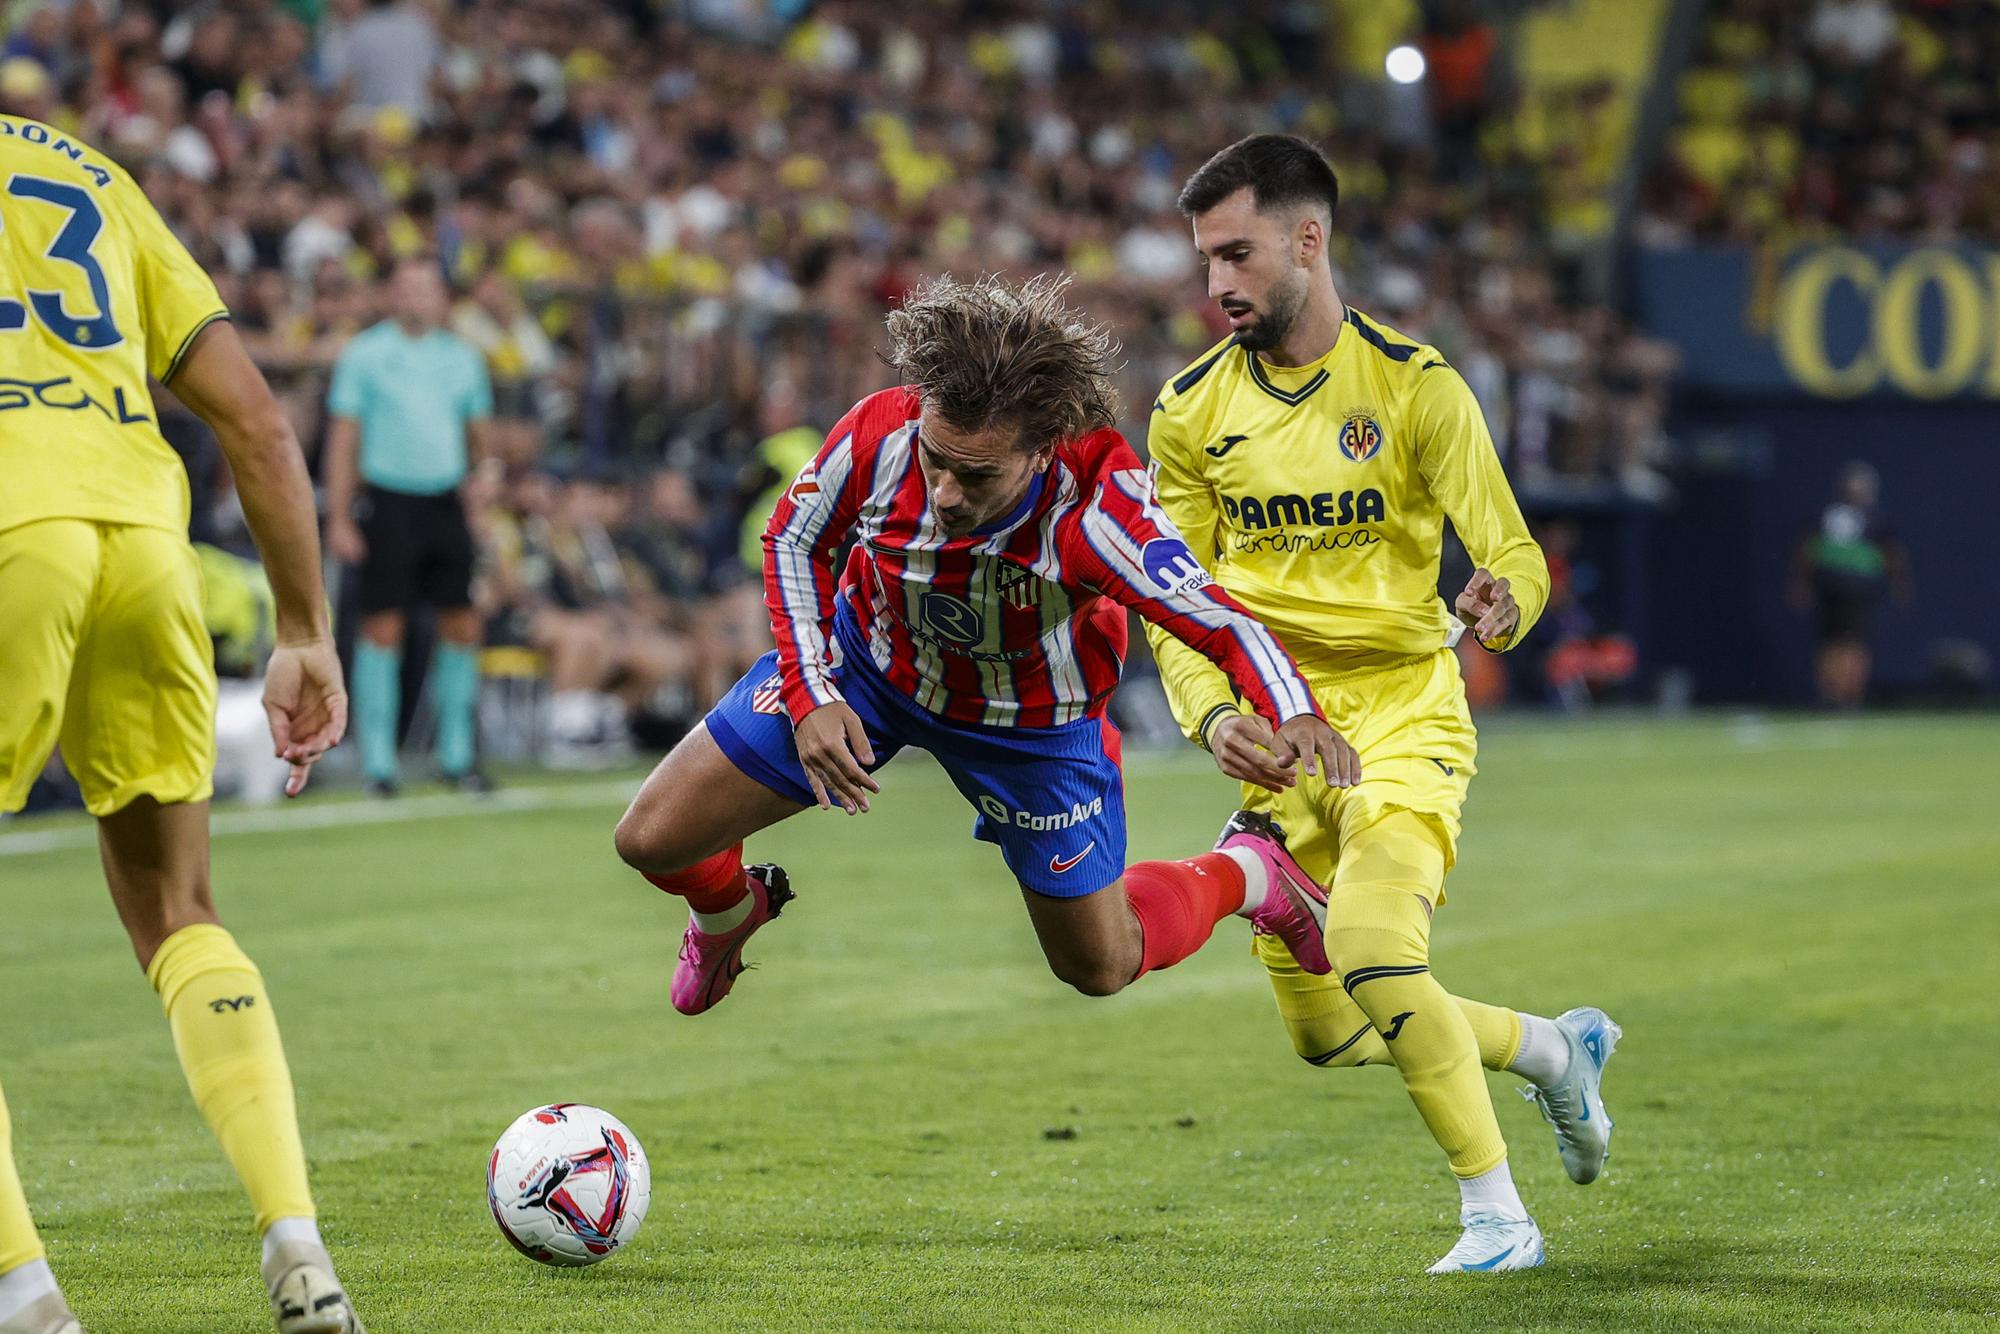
1426, 1209, 1546, 1274
1522, 1006, 1623, 1184
264, 1243, 363, 1334
0, 1292, 83, 1334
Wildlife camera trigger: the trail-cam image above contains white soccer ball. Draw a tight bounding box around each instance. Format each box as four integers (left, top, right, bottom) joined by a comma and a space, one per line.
487, 1104, 651, 1267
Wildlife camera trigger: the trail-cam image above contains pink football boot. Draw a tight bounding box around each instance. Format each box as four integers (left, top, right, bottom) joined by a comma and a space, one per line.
1216, 811, 1333, 975
669, 865, 794, 1015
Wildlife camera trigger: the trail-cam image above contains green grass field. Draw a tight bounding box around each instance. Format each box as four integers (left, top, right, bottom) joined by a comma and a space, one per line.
3, 714, 1997, 1332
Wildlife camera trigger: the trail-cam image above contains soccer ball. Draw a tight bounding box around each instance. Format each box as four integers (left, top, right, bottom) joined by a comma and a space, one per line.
487, 1104, 651, 1267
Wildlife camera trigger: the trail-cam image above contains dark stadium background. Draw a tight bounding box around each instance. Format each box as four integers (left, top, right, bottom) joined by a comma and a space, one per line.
5, 0, 1995, 795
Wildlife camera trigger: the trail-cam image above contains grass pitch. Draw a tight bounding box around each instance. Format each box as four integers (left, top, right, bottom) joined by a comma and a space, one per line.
3, 714, 1996, 1331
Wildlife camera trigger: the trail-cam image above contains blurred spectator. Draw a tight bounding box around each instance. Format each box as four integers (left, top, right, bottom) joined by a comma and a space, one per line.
1535, 520, 1638, 710
0, 55, 58, 125
1419, 0, 1502, 181
1809, 0, 1898, 63
543, 473, 698, 746
474, 467, 700, 764
735, 382, 822, 573
321, 0, 440, 121
325, 256, 496, 793
1646, 0, 2000, 243
475, 466, 629, 765
453, 266, 559, 468
11, 0, 1699, 769
13, 0, 1673, 494
1789, 462, 1914, 709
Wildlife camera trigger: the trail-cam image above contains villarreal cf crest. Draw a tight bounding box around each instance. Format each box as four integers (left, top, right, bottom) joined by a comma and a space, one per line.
1339, 414, 1383, 463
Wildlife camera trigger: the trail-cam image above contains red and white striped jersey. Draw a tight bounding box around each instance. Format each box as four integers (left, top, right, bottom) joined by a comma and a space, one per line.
762, 386, 1321, 731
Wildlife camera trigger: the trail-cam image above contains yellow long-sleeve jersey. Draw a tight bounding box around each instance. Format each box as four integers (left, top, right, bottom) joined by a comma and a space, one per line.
0, 116, 229, 536
1145, 307, 1548, 745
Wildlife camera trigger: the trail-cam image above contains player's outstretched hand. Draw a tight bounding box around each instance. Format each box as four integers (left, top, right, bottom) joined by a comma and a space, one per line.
1271, 714, 1361, 788
795, 701, 882, 815
263, 638, 349, 798
1455, 567, 1518, 648
1209, 714, 1295, 793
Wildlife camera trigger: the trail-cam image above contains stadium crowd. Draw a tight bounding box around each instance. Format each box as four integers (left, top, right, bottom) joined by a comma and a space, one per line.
2, 0, 1682, 766
1643, 0, 2000, 244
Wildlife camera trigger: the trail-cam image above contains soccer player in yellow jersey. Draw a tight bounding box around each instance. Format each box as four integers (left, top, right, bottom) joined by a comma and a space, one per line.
1146, 135, 1624, 1274
0, 118, 361, 1332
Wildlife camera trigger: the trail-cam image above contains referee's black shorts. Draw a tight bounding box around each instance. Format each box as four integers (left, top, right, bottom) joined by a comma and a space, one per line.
355, 484, 474, 616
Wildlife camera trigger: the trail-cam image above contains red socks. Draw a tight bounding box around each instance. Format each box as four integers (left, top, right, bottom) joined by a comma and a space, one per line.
1125, 853, 1247, 978
646, 845, 1246, 975
642, 844, 750, 914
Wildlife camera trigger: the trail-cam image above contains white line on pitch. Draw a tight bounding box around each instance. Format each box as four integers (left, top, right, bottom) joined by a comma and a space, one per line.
0, 780, 639, 858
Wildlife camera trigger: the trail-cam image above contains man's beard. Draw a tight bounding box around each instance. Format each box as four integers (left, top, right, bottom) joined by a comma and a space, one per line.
1232, 273, 1307, 353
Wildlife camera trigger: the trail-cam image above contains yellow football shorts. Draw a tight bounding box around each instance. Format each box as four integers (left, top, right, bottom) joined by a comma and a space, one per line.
1242, 647, 1475, 896
0, 519, 216, 816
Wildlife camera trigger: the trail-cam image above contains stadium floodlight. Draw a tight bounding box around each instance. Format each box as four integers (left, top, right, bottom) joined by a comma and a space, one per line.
1386, 45, 1426, 84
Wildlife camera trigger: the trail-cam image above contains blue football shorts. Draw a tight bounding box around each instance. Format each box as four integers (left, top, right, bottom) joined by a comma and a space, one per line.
705, 611, 1127, 897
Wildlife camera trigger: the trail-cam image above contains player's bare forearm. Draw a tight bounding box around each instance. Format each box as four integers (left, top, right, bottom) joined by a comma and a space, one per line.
171, 322, 332, 643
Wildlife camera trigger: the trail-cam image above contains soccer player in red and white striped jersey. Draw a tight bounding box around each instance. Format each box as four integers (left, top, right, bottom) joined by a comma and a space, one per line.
615, 276, 1359, 1015
760, 382, 1315, 734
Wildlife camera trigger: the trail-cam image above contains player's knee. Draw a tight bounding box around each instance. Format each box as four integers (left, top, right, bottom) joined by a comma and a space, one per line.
612, 800, 698, 875
1321, 884, 1431, 980
437, 607, 481, 646
1323, 924, 1427, 983
359, 611, 405, 648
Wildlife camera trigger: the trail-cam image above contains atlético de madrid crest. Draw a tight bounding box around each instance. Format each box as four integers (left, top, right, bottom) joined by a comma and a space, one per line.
1339, 414, 1383, 463
995, 561, 1041, 610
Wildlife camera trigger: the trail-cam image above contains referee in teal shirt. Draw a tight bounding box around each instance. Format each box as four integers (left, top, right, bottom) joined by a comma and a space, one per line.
325, 257, 496, 794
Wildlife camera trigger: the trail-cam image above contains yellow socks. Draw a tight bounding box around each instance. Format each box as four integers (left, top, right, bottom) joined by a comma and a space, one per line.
1456, 995, 1525, 1074
147, 924, 315, 1232
1318, 812, 1509, 1179
1259, 932, 1524, 1077
0, 1083, 44, 1277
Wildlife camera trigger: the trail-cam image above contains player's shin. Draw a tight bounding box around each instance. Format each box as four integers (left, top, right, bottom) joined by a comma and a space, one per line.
1258, 933, 1534, 1074
1331, 904, 1515, 1199
351, 641, 401, 784
1124, 854, 1247, 977
640, 843, 751, 930
1255, 932, 1383, 1065
0, 1085, 46, 1280
431, 643, 480, 779
1324, 816, 1519, 1211
147, 924, 315, 1232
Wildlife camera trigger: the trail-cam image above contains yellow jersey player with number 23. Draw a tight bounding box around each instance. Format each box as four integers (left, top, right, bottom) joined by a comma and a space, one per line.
0, 119, 231, 812
0, 117, 361, 1334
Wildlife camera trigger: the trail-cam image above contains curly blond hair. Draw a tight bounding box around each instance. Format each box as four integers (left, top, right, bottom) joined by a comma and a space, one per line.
882, 273, 1122, 449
